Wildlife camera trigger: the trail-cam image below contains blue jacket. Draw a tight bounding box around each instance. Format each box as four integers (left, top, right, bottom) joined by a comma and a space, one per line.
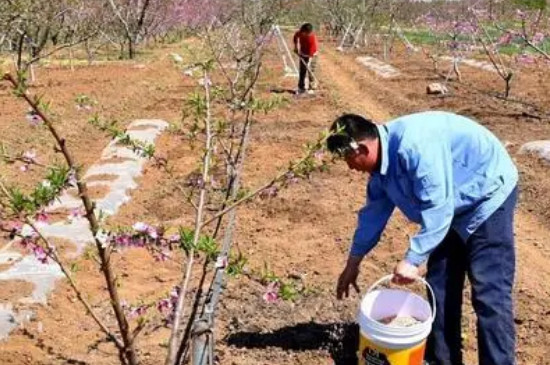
351, 111, 518, 265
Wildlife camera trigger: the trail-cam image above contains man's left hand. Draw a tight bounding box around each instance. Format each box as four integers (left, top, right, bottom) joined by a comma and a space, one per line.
392, 260, 419, 285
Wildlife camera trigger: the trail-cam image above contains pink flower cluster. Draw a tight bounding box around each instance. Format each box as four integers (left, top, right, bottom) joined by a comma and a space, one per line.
103, 222, 177, 262
121, 301, 149, 320
16, 223, 50, 264
263, 282, 279, 303
20, 150, 37, 172
157, 286, 180, 325
517, 53, 536, 65
453, 21, 477, 35
25, 110, 43, 126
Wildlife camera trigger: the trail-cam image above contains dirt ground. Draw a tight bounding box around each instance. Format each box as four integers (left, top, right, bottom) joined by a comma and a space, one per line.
0, 36, 550, 365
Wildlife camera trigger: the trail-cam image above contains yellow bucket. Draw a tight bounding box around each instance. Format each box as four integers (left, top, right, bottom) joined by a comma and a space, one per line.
357, 275, 436, 365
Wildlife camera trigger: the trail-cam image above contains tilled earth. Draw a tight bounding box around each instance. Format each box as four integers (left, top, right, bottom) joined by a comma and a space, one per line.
0, 39, 549, 365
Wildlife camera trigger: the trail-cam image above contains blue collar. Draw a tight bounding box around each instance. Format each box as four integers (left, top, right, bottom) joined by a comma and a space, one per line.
376, 124, 389, 176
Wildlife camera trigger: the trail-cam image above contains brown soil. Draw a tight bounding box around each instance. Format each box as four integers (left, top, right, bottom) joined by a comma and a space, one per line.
0, 280, 34, 303
67, 185, 110, 201
44, 209, 72, 224
84, 173, 119, 183
0, 263, 16, 271
0, 39, 549, 365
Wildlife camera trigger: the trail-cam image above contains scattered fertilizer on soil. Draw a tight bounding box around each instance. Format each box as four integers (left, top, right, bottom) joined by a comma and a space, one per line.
378, 315, 422, 327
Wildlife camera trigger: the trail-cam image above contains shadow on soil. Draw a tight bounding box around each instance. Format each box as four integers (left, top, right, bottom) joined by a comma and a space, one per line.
269, 87, 296, 95
225, 321, 359, 365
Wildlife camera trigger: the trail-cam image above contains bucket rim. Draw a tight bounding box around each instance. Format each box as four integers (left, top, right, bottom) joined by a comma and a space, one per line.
365, 275, 436, 322
361, 289, 434, 332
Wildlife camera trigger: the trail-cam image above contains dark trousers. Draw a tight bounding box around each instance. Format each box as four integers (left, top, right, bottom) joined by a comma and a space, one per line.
298, 56, 311, 90
426, 188, 517, 365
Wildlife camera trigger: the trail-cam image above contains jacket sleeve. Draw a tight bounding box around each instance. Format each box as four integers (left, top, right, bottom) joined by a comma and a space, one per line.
350, 177, 395, 257
311, 34, 318, 55
293, 32, 299, 48
400, 142, 455, 266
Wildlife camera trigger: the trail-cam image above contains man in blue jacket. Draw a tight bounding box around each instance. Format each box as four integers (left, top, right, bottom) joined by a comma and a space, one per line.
328, 111, 518, 365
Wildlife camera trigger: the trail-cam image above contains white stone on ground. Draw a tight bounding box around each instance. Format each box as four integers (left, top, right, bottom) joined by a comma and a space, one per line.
519, 140, 550, 164
356, 56, 401, 78
0, 119, 168, 340
441, 56, 497, 73
427, 83, 448, 95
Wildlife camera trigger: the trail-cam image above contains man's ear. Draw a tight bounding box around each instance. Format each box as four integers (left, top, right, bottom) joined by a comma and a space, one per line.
357, 143, 369, 157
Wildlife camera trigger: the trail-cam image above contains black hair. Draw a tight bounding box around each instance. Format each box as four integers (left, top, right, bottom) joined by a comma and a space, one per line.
300, 23, 313, 33
326, 114, 378, 154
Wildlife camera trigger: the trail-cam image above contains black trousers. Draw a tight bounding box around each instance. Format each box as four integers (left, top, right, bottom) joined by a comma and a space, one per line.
298, 55, 312, 90
426, 188, 517, 365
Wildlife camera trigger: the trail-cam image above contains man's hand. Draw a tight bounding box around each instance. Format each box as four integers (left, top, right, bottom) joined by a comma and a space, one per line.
336, 255, 362, 299
392, 260, 419, 285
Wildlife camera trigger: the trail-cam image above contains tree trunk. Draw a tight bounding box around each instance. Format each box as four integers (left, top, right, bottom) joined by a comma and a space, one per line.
127, 36, 135, 59
16, 34, 25, 71
119, 42, 125, 60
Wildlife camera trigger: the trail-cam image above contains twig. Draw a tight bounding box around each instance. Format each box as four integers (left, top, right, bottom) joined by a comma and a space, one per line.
165, 68, 214, 365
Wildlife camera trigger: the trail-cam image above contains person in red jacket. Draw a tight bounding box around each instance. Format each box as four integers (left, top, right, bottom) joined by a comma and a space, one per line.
293, 23, 318, 93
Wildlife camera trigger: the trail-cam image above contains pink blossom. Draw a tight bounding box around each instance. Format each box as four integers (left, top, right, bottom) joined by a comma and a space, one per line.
532, 32, 545, 45
154, 251, 171, 262
198, 77, 212, 86
114, 233, 131, 247
157, 298, 172, 313
263, 282, 280, 303
497, 32, 514, 46
4, 221, 22, 236
284, 171, 299, 184
454, 21, 477, 35
259, 185, 279, 199
515, 9, 526, 20
20, 237, 35, 248
187, 176, 205, 188
131, 236, 146, 247
35, 211, 49, 225
67, 208, 84, 222
168, 234, 180, 243
146, 226, 158, 239
170, 287, 180, 300
313, 150, 325, 163
128, 305, 148, 319
32, 246, 48, 264
215, 255, 228, 269
67, 170, 77, 187
25, 111, 43, 126
157, 286, 180, 325
517, 53, 536, 65
22, 150, 37, 163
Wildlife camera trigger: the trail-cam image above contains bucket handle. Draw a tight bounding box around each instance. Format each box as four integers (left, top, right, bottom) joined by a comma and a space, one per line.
366, 275, 437, 322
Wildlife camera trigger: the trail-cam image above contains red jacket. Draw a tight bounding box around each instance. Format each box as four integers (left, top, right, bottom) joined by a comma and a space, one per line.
293, 31, 318, 57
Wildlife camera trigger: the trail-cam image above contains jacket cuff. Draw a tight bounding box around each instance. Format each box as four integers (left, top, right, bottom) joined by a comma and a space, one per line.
404, 249, 428, 267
